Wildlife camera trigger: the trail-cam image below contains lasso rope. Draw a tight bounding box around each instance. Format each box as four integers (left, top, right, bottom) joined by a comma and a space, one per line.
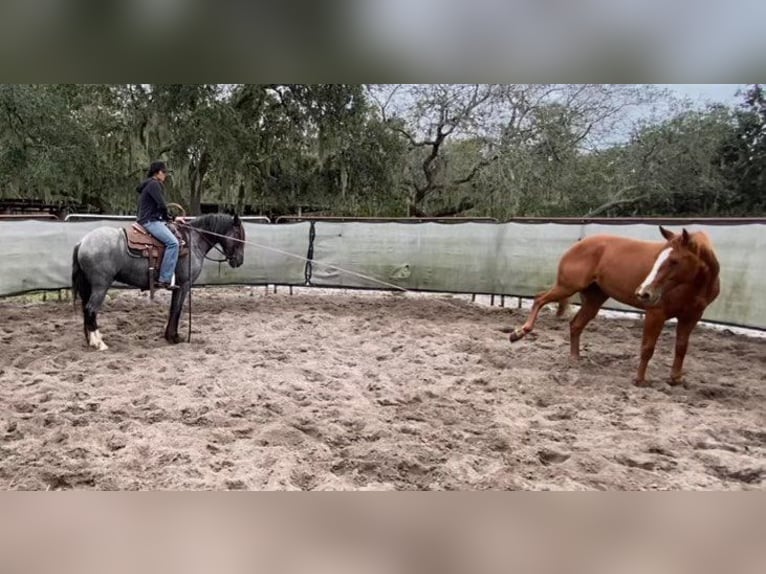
177, 222, 411, 293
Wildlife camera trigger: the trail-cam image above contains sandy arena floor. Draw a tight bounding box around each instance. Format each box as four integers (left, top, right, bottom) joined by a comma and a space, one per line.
1, 287, 764, 490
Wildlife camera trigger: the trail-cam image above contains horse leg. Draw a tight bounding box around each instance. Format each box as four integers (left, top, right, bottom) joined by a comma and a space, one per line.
84, 285, 110, 351
76, 276, 92, 345
569, 284, 608, 362
634, 309, 666, 387
164, 283, 189, 344
509, 284, 577, 342
668, 314, 701, 386
72, 244, 92, 345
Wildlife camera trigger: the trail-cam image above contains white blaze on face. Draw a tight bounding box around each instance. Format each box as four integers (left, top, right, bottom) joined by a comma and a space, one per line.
88, 330, 109, 351
638, 247, 672, 294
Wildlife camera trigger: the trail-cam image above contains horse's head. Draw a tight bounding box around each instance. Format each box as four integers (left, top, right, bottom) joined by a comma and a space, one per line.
219, 214, 245, 268
635, 226, 700, 305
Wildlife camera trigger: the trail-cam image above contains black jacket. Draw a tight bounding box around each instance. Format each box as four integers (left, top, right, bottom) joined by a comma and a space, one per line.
136, 178, 170, 224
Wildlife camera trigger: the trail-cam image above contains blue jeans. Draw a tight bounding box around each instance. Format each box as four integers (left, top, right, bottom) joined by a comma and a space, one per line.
142, 220, 179, 283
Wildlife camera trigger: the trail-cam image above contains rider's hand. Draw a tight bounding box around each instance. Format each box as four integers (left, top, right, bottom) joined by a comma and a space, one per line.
174, 216, 186, 223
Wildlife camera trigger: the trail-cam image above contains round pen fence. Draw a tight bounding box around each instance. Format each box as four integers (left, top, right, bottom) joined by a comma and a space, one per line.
1, 216, 765, 331
2, 214, 764, 491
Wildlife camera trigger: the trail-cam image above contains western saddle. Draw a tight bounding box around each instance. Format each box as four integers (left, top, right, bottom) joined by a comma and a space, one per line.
124, 222, 189, 297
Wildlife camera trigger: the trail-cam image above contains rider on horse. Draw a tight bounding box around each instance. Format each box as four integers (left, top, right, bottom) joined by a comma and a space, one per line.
136, 161, 180, 290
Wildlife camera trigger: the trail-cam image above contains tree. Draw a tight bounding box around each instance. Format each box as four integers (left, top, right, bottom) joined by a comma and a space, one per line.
2, 84, 755, 219
369, 84, 500, 216
233, 84, 406, 216
465, 84, 665, 218
717, 84, 766, 215
584, 107, 735, 216
0, 84, 107, 210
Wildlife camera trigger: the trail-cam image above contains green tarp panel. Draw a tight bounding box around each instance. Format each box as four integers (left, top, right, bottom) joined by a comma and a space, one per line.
309, 222, 582, 295
0, 221, 309, 296
196, 222, 309, 286
1, 219, 763, 330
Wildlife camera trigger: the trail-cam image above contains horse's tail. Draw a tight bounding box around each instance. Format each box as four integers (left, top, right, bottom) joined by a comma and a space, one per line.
71, 243, 89, 311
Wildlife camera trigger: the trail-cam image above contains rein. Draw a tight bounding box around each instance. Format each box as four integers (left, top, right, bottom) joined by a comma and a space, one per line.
178, 221, 236, 265
178, 220, 241, 343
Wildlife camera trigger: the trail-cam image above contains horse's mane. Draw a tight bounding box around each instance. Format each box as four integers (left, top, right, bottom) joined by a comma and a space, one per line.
189, 213, 239, 236
690, 231, 720, 280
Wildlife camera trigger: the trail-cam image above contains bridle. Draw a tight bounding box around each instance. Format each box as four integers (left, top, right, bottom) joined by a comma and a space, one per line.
168, 204, 243, 266
203, 243, 231, 264
193, 221, 245, 265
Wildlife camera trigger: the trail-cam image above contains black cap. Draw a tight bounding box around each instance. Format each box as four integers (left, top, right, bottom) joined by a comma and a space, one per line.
147, 161, 170, 177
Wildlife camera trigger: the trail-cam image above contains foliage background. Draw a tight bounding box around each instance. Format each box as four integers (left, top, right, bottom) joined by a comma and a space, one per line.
1, 84, 763, 218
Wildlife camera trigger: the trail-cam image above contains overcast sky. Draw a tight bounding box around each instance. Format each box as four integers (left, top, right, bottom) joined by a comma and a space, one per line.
661, 84, 749, 105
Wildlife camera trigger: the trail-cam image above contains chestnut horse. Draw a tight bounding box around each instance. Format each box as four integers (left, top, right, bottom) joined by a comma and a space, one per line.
508, 226, 720, 386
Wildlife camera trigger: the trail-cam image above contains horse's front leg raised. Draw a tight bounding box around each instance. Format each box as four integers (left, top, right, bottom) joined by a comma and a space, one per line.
164, 283, 190, 344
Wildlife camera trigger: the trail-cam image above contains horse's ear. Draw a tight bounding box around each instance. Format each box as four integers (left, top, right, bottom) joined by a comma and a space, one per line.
681, 228, 691, 245
233, 213, 240, 225
659, 226, 675, 241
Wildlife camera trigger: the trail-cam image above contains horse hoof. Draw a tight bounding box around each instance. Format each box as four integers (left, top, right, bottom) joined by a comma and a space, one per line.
88, 331, 109, 351
508, 330, 524, 343
667, 376, 685, 386
633, 378, 651, 387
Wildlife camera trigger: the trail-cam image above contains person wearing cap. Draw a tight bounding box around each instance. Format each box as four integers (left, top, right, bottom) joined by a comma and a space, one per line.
136, 161, 179, 290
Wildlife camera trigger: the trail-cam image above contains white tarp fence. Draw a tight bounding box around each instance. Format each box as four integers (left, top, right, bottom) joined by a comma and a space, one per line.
1, 220, 764, 330
309, 222, 582, 295
311, 221, 766, 330
0, 221, 310, 295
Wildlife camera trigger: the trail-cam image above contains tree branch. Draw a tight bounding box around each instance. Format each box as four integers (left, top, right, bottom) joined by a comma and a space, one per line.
391, 125, 433, 147
451, 153, 499, 186
584, 185, 645, 217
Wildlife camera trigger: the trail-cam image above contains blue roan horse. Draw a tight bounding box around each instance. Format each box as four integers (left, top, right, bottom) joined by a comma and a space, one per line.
72, 214, 245, 350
